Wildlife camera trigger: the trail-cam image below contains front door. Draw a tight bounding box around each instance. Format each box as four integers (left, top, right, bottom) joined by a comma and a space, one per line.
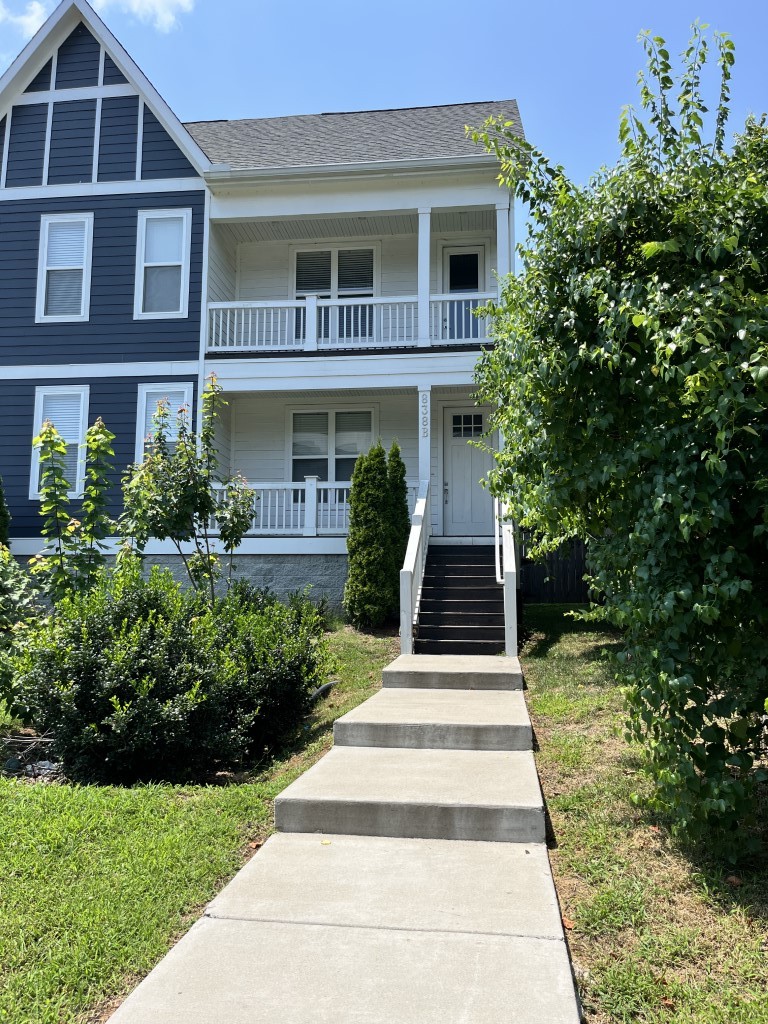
443, 408, 494, 536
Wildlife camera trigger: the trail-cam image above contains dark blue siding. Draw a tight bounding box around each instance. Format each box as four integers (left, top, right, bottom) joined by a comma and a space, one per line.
24, 59, 52, 93
102, 54, 127, 85
5, 103, 47, 187
0, 117, 5, 163
47, 99, 97, 184
142, 108, 196, 179
97, 95, 139, 182
55, 23, 100, 89
0, 190, 205, 364
0, 376, 197, 537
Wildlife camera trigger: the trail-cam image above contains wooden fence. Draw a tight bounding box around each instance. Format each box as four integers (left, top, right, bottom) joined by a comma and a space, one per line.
519, 535, 590, 603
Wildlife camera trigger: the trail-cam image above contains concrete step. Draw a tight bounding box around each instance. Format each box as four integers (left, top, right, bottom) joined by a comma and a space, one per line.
383, 653, 522, 690
333, 687, 531, 750
275, 746, 544, 843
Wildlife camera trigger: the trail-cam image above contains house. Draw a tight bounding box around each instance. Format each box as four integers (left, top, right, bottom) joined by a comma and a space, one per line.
0, 0, 522, 653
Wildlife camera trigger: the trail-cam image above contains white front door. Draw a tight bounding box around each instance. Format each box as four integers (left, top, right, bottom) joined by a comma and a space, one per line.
443, 408, 494, 536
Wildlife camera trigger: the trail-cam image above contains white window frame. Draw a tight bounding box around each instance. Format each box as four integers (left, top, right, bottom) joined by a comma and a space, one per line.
35, 213, 94, 324
135, 381, 194, 461
286, 405, 377, 484
290, 242, 381, 299
30, 384, 89, 499
440, 244, 486, 294
134, 208, 192, 320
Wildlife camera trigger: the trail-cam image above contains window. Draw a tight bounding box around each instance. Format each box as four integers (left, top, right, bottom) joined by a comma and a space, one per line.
294, 247, 375, 341
452, 413, 484, 438
135, 382, 194, 460
36, 214, 93, 322
30, 385, 89, 498
291, 410, 373, 482
134, 209, 192, 319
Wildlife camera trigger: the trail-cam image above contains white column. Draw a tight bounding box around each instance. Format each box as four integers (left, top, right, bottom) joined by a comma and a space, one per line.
418, 384, 431, 482
303, 475, 318, 536
417, 207, 431, 347
496, 202, 511, 296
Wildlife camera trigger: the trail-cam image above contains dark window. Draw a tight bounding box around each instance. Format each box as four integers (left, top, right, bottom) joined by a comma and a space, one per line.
452, 414, 483, 438
448, 252, 479, 293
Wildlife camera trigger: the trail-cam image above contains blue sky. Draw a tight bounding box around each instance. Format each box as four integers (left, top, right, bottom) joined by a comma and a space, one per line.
1, 0, 766, 184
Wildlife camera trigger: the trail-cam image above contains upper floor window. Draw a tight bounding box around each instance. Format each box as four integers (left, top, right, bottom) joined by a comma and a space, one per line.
134, 209, 192, 319
35, 213, 94, 323
135, 382, 193, 460
30, 385, 89, 498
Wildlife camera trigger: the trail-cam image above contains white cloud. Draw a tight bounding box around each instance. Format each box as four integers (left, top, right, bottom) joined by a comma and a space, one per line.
93, 0, 194, 33
0, 1, 51, 40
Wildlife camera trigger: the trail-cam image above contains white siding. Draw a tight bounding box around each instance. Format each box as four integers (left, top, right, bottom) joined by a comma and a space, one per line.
214, 401, 232, 478
237, 242, 291, 301
208, 223, 237, 302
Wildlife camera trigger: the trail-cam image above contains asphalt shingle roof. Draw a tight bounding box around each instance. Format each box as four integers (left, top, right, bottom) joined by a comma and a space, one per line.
184, 100, 522, 171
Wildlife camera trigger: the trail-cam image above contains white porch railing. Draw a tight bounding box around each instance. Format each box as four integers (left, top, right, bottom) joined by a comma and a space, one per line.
207, 293, 493, 352
494, 497, 518, 657
213, 480, 419, 537
399, 480, 431, 655
429, 293, 495, 343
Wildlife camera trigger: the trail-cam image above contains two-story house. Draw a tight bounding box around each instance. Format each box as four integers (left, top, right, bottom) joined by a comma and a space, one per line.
0, 0, 522, 654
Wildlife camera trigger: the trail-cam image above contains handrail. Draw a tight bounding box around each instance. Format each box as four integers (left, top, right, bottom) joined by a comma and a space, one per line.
399, 479, 431, 655
494, 497, 519, 657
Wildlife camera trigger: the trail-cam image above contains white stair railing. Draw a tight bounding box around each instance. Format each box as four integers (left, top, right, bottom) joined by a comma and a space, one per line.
399, 480, 431, 655
494, 497, 519, 657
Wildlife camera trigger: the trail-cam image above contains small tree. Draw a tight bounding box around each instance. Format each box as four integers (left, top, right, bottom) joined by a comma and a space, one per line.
344, 441, 391, 628
0, 476, 10, 547
472, 26, 768, 857
120, 375, 254, 605
386, 441, 411, 617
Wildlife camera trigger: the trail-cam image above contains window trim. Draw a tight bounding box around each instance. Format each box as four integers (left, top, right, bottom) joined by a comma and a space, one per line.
290, 242, 381, 299
35, 212, 94, 324
285, 404, 377, 484
133, 208, 192, 320
135, 381, 194, 461
30, 384, 89, 499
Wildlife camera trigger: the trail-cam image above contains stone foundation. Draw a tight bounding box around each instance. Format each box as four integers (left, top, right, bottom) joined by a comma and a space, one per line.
143, 553, 350, 609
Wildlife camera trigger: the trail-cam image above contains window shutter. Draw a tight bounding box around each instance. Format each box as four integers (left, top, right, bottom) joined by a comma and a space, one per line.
46, 220, 86, 267
295, 251, 331, 295
292, 412, 329, 456
338, 249, 373, 294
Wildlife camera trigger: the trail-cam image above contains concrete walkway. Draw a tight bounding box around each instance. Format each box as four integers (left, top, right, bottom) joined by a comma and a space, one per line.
109, 655, 581, 1024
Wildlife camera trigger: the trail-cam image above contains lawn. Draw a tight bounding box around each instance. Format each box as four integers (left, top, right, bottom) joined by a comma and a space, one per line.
0, 625, 399, 1024
522, 604, 768, 1024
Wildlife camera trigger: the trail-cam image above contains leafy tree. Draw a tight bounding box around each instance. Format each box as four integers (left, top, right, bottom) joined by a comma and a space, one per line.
120, 375, 254, 606
344, 441, 392, 628
472, 26, 768, 857
386, 441, 411, 617
0, 476, 10, 547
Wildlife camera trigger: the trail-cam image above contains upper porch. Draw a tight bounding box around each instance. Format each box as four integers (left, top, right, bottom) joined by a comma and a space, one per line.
205, 198, 513, 355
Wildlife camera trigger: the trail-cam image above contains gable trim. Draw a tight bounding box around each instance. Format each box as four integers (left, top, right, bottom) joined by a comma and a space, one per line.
0, 0, 211, 176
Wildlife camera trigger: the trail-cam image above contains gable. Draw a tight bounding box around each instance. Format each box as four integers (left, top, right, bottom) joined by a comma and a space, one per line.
0, 3, 209, 189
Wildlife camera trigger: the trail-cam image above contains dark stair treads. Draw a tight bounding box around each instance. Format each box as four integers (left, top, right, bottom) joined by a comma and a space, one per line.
414, 545, 506, 656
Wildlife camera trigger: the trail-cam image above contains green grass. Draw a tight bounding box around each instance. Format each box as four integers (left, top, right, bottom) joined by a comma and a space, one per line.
522, 604, 768, 1024
0, 625, 399, 1024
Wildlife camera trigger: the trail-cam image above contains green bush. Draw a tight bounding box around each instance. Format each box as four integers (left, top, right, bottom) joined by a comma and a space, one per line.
344, 441, 391, 628
0, 545, 40, 720
17, 562, 330, 784
386, 441, 411, 618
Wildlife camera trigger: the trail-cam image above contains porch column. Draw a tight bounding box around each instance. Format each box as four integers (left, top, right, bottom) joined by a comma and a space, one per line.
496, 201, 511, 296
418, 384, 431, 482
417, 207, 431, 347
303, 475, 319, 536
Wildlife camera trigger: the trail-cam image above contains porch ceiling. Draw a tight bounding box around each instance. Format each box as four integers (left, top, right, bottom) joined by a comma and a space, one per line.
215, 209, 494, 245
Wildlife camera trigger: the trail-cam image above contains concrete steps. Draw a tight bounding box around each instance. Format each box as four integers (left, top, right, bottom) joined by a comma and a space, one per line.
275, 746, 545, 843
333, 687, 532, 750
383, 653, 523, 690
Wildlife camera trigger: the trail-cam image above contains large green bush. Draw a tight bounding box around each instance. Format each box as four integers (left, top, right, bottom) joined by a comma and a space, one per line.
0, 545, 39, 720
473, 28, 768, 857
344, 441, 391, 628
17, 562, 330, 784
386, 441, 411, 617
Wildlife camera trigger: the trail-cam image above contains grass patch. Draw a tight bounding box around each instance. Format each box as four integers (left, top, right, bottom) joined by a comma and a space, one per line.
522, 604, 768, 1024
0, 625, 398, 1024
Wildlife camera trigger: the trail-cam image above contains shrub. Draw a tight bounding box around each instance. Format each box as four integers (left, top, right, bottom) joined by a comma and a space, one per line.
17, 562, 330, 784
0, 545, 40, 720
344, 441, 392, 628
386, 441, 411, 618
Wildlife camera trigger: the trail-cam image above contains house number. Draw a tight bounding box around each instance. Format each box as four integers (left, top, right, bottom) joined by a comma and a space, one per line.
420, 393, 429, 438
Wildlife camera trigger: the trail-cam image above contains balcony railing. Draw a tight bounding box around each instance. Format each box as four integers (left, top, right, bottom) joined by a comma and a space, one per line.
212, 479, 418, 536
207, 293, 494, 352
